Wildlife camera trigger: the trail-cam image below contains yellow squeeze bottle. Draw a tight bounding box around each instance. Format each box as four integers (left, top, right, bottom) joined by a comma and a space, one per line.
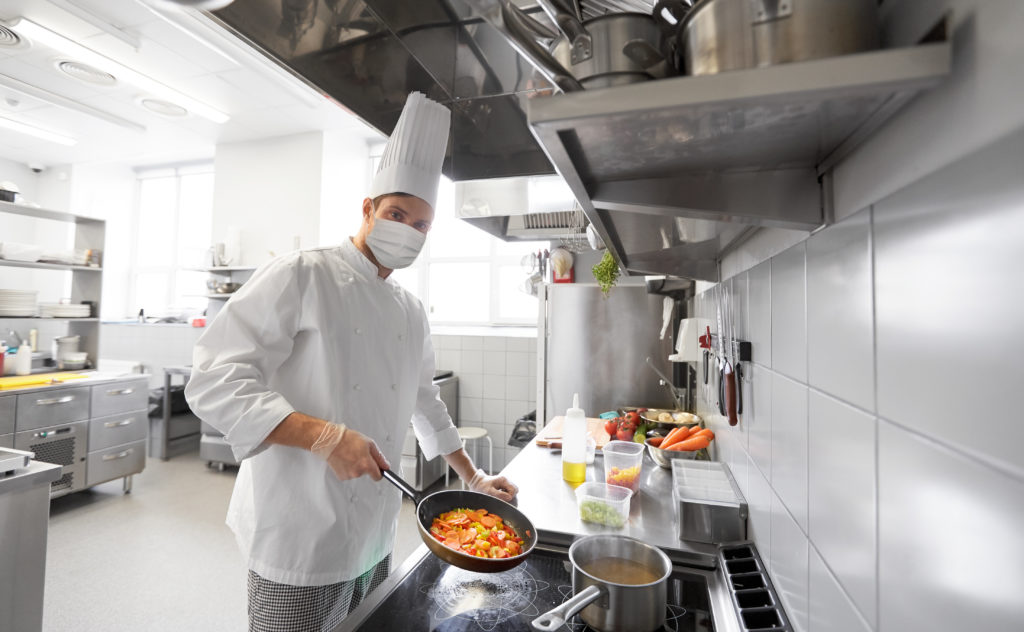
561, 393, 587, 486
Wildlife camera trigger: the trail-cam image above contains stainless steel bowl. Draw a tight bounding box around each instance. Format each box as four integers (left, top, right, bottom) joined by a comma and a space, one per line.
645, 437, 699, 469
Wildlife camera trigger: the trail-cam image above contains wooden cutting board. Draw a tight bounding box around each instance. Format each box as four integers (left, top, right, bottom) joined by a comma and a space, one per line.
535, 416, 612, 450
0, 372, 89, 390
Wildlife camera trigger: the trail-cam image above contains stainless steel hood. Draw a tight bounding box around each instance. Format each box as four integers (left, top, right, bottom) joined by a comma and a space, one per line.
454, 174, 582, 241
209, 2, 951, 282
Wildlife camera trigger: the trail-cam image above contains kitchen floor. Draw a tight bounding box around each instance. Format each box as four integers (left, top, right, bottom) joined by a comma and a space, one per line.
42, 450, 444, 632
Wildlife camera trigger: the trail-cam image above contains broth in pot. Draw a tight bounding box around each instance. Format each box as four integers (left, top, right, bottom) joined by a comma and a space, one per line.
580, 556, 661, 585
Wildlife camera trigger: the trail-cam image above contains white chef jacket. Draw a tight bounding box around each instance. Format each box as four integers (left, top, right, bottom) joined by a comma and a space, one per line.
185, 238, 462, 586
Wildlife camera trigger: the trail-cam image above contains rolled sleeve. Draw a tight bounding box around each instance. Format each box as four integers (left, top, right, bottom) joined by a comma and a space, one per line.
184, 255, 302, 461
410, 315, 462, 461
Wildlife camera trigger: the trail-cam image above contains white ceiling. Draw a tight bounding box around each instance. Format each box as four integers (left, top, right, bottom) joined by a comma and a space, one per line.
0, 0, 383, 170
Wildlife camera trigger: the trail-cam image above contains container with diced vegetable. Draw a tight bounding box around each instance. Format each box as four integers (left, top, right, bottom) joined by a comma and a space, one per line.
603, 440, 645, 492
575, 482, 633, 528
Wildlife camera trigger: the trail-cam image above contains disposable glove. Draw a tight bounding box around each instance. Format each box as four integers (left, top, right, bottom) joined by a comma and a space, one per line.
468, 468, 518, 502
311, 422, 390, 481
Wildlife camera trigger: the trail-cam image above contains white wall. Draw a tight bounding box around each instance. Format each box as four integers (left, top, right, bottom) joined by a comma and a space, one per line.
212, 131, 369, 267
318, 129, 372, 246
701, 2, 1024, 631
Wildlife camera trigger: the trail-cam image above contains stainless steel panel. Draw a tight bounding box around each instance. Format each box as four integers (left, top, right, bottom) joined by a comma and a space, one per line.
0, 395, 14, 435
86, 440, 146, 487
0, 465, 53, 632
874, 129, 1024, 477
199, 433, 239, 466
88, 410, 148, 453
15, 386, 90, 432
808, 391, 876, 624
14, 421, 88, 495
90, 379, 148, 419
806, 207, 874, 412
769, 491, 809, 632
878, 420, 1024, 631
0, 434, 11, 449
769, 241, 806, 382
769, 373, 807, 532
542, 284, 674, 423
451, 91, 555, 180
809, 547, 873, 632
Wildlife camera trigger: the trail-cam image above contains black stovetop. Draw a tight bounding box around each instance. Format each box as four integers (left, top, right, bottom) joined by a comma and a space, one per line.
356, 547, 714, 632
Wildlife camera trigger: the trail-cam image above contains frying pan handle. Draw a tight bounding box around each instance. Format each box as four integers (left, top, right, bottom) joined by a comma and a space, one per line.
381, 469, 421, 504
532, 584, 602, 631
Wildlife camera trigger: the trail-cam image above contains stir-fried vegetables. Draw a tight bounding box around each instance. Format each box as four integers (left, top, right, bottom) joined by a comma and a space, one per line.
429, 508, 526, 559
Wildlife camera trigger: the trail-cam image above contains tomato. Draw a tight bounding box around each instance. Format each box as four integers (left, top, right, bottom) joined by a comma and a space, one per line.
616, 426, 635, 441
604, 419, 618, 436
625, 411, 641, 425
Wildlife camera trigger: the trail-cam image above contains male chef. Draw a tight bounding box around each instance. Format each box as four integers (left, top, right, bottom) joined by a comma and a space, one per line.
185, 92, 518, 632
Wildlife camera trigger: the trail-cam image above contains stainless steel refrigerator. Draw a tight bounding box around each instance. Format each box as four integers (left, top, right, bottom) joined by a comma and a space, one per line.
537, 283, 677, 423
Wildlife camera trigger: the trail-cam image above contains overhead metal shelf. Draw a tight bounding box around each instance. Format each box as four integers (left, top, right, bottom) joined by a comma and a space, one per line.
527, 35, 951, 280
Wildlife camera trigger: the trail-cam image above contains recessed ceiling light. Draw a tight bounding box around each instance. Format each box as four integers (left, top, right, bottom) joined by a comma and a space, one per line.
56, 60, 117, 87
139, 97, 188, 118
0, 25, 25, 49
11, 17, 229, 124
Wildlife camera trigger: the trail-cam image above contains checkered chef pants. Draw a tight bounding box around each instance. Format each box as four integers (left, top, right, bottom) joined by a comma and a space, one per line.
247, 555, 391, 632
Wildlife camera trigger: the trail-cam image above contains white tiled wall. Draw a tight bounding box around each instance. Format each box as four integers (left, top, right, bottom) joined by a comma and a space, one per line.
432, 334, 538, 473
694, 127, 1024, 632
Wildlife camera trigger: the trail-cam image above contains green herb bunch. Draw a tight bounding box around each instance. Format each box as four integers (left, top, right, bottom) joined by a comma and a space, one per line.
592, 250, 620, 297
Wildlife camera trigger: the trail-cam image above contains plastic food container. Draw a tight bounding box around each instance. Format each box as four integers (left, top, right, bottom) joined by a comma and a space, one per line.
603, 440, 645, 492
575, 482, 632, 528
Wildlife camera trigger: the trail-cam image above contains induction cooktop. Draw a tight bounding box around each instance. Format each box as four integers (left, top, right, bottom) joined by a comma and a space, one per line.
355, 547, 714, 632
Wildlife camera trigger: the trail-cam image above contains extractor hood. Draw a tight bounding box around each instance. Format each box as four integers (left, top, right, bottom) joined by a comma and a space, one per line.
207, 2, 951, 282
454, 174, 582, 241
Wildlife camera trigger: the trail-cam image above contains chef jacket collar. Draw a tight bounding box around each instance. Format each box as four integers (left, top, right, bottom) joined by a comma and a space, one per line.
342, 237, 400, 288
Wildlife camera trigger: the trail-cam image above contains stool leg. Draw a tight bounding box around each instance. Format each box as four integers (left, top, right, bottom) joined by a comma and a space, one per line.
486, 436, 493, 476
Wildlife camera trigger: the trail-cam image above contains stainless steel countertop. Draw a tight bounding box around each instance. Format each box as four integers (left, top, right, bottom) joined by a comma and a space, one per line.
0, 372, 150, 396
502, 440, 720, 567
0, 459, 62, 495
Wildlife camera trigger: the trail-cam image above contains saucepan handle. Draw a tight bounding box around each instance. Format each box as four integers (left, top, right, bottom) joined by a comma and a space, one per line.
382, 469, 421, 505
532, 584, 602, 631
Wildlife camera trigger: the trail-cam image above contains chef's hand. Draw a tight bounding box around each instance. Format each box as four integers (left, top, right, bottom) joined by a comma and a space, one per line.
310, 422, 390, 481
469, 468, 518, 502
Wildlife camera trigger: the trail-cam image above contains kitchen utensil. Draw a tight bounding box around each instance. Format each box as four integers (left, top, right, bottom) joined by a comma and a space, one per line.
671, 459, 747, 544
535, 416, 612, 450
52, 335, 81, 370
575, 482, 632, 528
638, 408, 700, 429
62, 351, 88, 370
680, 0, 880, 76
381, 469, 537, 573
532, 534, 672, 632
645, 436, 701, 468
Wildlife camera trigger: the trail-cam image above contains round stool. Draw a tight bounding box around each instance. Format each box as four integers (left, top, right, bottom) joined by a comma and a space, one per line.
446, 426, 493, 489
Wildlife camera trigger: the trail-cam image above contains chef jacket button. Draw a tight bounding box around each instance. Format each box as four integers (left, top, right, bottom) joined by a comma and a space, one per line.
353, 384, 361, 391
385, 433, 391, 441
390, 384, 397, 391
397, 333, 404, 340
355, 327, 362, 335
349, 494, 357, 503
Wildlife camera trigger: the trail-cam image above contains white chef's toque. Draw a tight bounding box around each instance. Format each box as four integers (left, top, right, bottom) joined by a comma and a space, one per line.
369, 92, 451, 209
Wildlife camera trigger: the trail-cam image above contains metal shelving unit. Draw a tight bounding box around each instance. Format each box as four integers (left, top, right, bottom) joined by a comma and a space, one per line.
527, 32, 952, 281
0, 200, 105, 366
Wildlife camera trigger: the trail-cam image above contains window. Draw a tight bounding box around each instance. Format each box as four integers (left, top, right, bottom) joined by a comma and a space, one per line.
129, 164, 214, 317
388, 177, 547, 326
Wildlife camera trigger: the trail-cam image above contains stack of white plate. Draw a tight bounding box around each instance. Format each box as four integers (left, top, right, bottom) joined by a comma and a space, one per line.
0, 289, 38, 316
39, 303, 91, 318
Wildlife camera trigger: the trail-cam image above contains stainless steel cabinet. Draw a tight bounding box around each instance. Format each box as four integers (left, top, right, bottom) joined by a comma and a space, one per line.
88, 410, 147, 453
15, 386, 90, 431
14, 420, 88, 498
86, 440, 146, 487
0, 395, 14, 435
90, 379, 147, 418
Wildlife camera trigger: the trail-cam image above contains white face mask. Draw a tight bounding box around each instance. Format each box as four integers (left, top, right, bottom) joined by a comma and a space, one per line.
366, 215, 426, 269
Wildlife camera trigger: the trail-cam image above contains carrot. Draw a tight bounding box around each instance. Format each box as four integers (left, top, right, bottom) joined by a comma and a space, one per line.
690, 428, 715, 441
648, 436, 664, 447
665, 435, 711, 452
687, 424, 704, 436
660, 427, 689, 449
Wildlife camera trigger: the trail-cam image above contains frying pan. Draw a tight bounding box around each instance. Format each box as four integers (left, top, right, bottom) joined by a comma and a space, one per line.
382, 469, 538, 573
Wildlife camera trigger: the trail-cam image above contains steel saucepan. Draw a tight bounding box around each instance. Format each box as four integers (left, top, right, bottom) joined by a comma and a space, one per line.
532, 535, 672, 632
382, 469, 537, 573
